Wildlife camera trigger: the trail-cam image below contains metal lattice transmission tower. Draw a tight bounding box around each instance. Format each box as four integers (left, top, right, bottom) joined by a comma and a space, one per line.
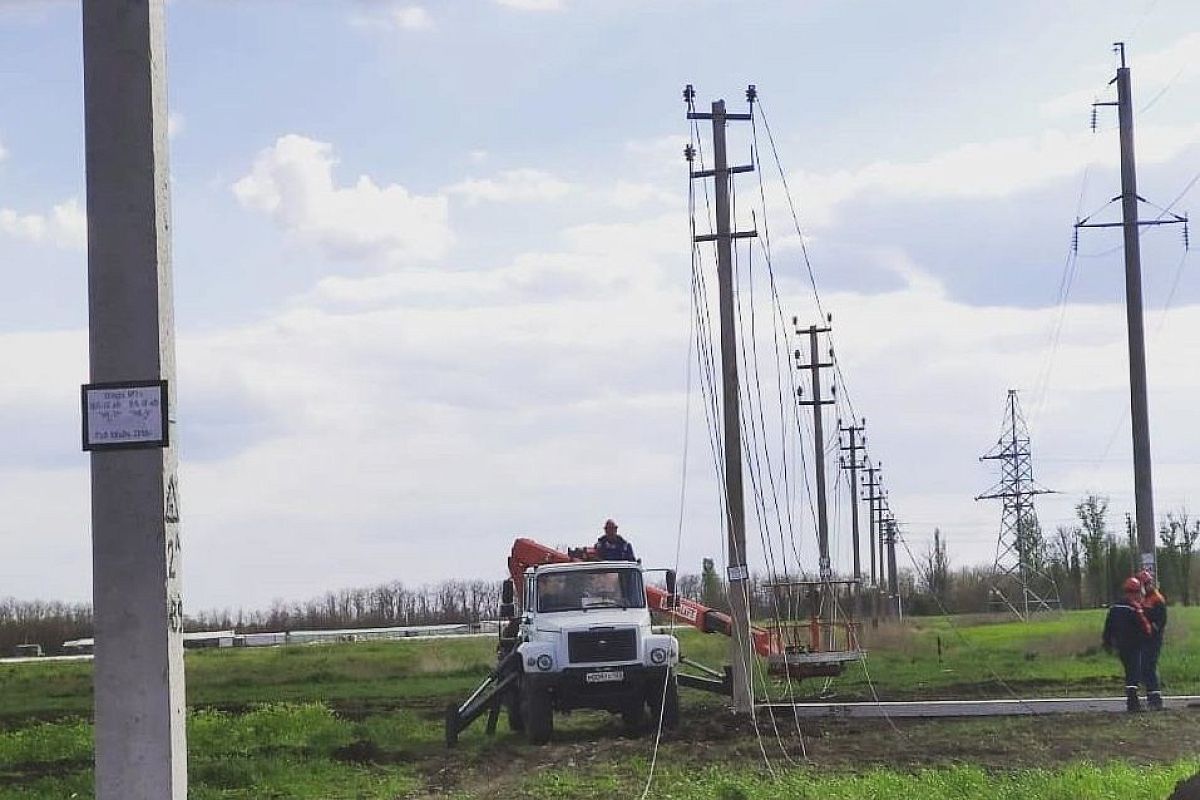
976, 390, 1061, 618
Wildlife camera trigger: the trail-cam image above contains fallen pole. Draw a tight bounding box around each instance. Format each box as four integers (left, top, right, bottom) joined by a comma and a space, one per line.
761, 695, 1200, 718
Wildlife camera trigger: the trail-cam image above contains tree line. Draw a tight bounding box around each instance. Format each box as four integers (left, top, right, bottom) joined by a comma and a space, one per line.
2, 494, 1195, 654
907, 495, 1199, 615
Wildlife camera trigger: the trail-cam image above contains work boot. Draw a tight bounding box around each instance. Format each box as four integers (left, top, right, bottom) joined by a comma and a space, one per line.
1126, 687, 1143, 713
1147, 691, 1164, 711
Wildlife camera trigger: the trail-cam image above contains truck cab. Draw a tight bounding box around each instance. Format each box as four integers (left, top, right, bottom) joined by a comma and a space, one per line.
505, 560, 680, 743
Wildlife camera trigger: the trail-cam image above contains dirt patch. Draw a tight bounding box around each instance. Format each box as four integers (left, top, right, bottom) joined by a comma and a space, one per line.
428, 704, 1200, 797
333, 739, 388, 764
0, 758, 91, 787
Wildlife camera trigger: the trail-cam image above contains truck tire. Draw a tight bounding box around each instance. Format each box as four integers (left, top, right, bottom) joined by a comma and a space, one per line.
660, 674, 680, 730
523, 682, 553, 745
651, 672, 680, 731
506, 690, 525, 732
621, 695, 646, 733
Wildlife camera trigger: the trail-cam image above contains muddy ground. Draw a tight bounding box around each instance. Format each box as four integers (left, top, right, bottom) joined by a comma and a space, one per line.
405, 698, 1200, 797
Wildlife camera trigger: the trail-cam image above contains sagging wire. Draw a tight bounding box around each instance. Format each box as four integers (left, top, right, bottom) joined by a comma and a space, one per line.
638, 227, 697, 799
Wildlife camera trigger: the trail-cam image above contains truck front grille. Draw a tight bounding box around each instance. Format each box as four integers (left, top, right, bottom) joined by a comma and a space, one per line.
568, 628, 637, 664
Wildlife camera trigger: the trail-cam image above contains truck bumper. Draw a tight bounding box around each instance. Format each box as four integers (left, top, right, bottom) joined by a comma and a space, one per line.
526, 664, 670, 712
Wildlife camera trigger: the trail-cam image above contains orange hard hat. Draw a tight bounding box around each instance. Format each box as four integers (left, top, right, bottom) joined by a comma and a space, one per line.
1122, 576, 1142, 594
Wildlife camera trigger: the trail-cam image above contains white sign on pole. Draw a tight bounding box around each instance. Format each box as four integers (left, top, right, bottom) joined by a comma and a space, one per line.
81, 380, 169, 450
726, 564, 749, 582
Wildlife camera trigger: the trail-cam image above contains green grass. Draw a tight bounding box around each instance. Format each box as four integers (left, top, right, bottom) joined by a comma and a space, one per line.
0, 609, 1197, 798
744, 607, 1200, 701
522, 760, 1200, 800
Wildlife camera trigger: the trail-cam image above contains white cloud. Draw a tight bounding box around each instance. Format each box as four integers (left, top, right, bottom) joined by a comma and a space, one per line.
607, 181, 677, 210
167, 111, 184, 139
233, 134, 452, 263
495, 0, 563, 9
0, 197, 86, 249
392, 5, 432, 30
4, 216, 1200, 605
349, 3, 433, 32
468, 149, 488, 164
1041, 31, 1200, 119
446, 168, 572, 205
0, 138, 7, 161
787, 122, 1200, 227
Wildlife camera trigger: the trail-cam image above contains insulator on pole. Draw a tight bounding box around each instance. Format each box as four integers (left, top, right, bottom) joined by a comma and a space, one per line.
683, 84, 695, 104
1090, 106, 1098, 133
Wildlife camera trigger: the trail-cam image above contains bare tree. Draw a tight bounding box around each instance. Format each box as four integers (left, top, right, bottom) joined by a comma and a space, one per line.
921, 529, 951, 606
1076, 495, 1110, 606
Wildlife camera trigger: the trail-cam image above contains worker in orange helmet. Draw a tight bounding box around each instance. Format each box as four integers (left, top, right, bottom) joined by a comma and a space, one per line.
595, 519, 636, 562
1134, 568, 1167, 710
1102, 576, 1154, 712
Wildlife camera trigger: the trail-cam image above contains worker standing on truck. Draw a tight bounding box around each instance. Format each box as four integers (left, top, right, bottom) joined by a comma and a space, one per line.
1102, 576, 1154, 712
1135, 568, 1167, 710
595, 519, 636, 561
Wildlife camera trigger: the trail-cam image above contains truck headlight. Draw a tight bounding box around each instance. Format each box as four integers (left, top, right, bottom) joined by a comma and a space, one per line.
650, 646, 668, 665
536, 653, 553, 671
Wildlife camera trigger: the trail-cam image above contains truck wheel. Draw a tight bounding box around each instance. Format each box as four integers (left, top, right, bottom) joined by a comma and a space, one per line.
621, 695, 646, 733
651, 672, 680, 731
660, 674, 680, 730
506, 691, 525, 732
523, 683, 553, 745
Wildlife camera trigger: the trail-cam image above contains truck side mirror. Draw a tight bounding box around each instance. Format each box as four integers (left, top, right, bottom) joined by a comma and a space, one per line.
500, 579, 515, 620
665, 569, 678, 607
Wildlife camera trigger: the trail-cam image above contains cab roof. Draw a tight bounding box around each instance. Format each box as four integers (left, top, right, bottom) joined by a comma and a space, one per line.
527, 561, 640, 574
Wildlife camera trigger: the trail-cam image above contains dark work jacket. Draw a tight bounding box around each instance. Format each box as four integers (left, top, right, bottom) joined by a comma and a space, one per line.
595, 534, 635, 561
1102, 603, 1151, 651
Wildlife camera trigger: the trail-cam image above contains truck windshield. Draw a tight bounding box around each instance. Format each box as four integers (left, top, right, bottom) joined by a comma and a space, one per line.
537, 569, 645, 612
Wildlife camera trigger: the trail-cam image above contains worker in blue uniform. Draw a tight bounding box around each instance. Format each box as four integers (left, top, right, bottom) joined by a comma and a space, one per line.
1102, 576, 1154, 712
595, 519, 636, 561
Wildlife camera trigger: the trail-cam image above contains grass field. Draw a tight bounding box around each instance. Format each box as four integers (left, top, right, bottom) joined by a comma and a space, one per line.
0, 609, 1198, 798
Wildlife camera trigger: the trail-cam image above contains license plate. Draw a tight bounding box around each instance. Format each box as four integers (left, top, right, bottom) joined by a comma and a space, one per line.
585, 670, 625, 683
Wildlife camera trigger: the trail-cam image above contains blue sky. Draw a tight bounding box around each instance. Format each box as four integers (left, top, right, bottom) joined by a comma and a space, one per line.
1, 0, 1198, 610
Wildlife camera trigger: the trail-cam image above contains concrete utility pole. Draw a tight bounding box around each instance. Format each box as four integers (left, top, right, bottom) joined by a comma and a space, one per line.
83, 2, 186, 797
1077, 43, 1188, 581
878, 490, 888, 595
796, 322, 835, 582
885, 516, 899, 617
1114, 46, 1156, 578
686, 88, 757, 714
839, 419, 865, 582
862, 465, 883, 625
863, 462, 880, 586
